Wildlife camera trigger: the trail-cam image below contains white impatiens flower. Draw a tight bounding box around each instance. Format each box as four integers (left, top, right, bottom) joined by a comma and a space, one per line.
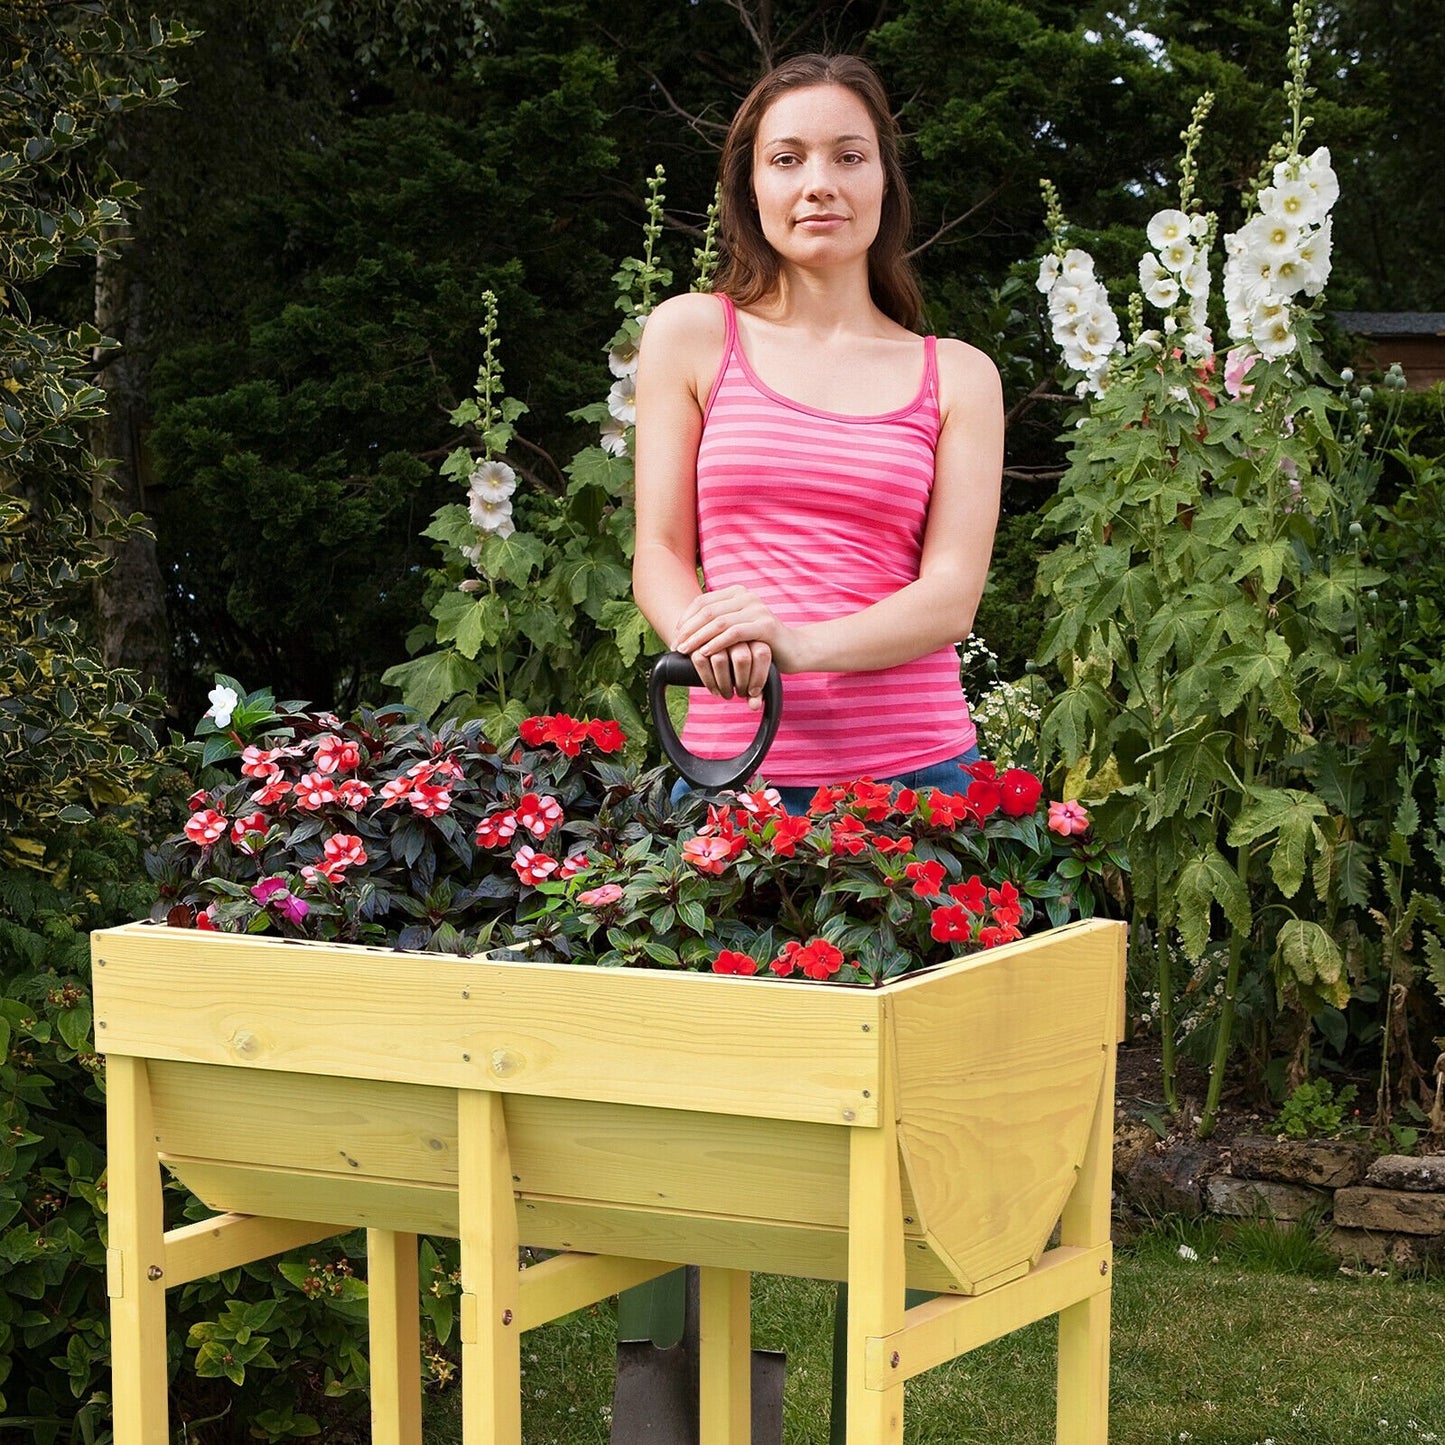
599, 416, 629, 457
467, 458, 517, 505
607, 375, 636, 426
1146, 208, 1192, 252
206, 684, 239, 729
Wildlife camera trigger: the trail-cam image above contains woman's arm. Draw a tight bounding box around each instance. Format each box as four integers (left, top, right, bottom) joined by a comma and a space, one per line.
672, 338, 1003, 674
632, 292, 775, 706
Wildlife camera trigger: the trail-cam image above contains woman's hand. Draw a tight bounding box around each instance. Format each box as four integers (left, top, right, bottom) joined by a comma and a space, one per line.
672, 586, 793, 709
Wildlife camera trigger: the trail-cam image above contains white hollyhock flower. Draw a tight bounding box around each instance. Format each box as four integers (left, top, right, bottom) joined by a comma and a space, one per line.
1189, 212, 1210, 238
1037, 253, 1061, 293
467, 458, 517, 505
1146, 209, 1192, 251
1250, 300, 1297, 359
1296, 146, 1339, 212
608, 337, 639, 378
1258, 176, 1324, 229
1182, 255, 1211, 300
1139, 254, 1179, 308
206, 685, 240, 729
1181, 329, 1211, 361
607, 375, 636, 425
599, 416, 629, 457
1048, 282, 1088, 324
469, 493, 516, 535
1059, 248, 1097, 286
1298, 217, 1333, 296
1158, 236, 1196, 274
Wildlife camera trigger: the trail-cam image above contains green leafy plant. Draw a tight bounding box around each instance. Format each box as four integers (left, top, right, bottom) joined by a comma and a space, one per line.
384, 168, 719, 744
1033, 3, 1398, 1134
1271, 1078, 1359, 1140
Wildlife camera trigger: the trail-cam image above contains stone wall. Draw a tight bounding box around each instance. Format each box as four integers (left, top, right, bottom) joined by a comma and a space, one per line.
1114, 1131, 1445, 1270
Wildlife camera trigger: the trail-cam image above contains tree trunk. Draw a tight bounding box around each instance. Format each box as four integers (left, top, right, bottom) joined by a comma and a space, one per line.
92, 237, 170, 693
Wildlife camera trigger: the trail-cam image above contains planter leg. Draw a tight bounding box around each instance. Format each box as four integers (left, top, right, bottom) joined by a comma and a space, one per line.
367, 1228, 422, 1445
458, 1090, 522, 1445
105, 1055, 170, 1444
845, 1121, 904, 1445
697, 1267, 750, 1445
1056, 1289, 1111, 1444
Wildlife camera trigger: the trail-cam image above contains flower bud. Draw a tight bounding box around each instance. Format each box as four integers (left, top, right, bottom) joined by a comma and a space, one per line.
1359, 385, 1374, 403
1340, 368, 1354, 384
1348, 521, 1363, 538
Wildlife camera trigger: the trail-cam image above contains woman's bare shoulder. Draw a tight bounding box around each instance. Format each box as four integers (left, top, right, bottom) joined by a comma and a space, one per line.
641, 290, 727, 354
935, 336, 1002, 415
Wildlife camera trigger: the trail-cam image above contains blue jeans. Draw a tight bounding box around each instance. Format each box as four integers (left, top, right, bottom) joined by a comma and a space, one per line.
672, 745, 981, 816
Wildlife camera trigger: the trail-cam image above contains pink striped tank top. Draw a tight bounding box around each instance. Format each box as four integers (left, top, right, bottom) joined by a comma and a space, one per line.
681, 292, 976, 787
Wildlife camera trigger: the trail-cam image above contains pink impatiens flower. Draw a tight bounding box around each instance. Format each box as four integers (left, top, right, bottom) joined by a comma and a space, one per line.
512, 845, 559, 885
230, 811, 268, 853
515, 793, 563, 839
577, 883, 624, 908
475, 810, 518, 848
312, 733, 362, 775
184, 809, 228, 846
294, 772, 338, 810
1047, 800, 1091, 837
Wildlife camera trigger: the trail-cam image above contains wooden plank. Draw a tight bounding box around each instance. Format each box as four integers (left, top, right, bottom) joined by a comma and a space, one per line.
844, 1018, 905, 1443
698, 1268, 751, 1445
366, 1229, 423, 1445
92, 924, 882, 1126
105, 1057, 170, 1444
457, 1090, 522, 1443
515, 1253, 676, 1332
1057, 1289, 1111, 1445
164, 1213, 347, 1285
163, 1159, 463, 1237
148, 1061, 860, 1226
888, 920, 1124, 1291
862, 1244, 1111, 1387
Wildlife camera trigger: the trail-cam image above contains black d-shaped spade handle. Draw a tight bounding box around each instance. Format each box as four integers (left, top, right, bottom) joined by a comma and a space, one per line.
649, 650, 783, 792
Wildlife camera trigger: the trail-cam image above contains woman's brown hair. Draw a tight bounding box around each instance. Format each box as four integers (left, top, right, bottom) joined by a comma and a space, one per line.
714, 53, 924, 331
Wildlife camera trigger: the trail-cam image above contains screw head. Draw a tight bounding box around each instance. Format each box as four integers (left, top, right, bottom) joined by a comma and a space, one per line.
890, 1351, 900, 1368
502, 1308, 513, 1325
147, 1265, 164, 1281
1099, 1260, 1109, 1276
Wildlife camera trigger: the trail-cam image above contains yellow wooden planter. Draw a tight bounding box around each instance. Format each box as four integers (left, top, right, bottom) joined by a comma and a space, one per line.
93, 915, 1125, 1444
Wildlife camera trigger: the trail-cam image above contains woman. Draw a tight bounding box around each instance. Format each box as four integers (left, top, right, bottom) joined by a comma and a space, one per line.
633, 52, 1003, 811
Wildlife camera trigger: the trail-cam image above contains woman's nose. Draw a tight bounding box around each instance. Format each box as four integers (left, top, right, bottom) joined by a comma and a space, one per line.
802, 163, 837, 198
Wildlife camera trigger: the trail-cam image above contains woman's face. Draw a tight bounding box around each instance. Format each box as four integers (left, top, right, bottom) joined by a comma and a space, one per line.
750, 83, 885, 271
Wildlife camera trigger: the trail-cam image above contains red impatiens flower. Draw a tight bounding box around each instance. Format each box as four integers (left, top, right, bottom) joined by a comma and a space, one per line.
515, 792, 563, 839
731, 787, 782, 819
475, 810, 518, 848
184, 808, 228, 846
294, 772, 338, 811
577, 883, 624, 908
521, 713, 592, 756
712, 950, 759, 976
378, 776, 412, 806
336, 778, 373, 809
923, 789, 969, 827
903, 859, 946, 898
963, 760, 998, 781
586, 719, 626, 753
301, 833, 368, 886
407, 782, 453, 817
250, 778, 292, 808
847, 780, 893, 822
195, 906, 218, 931
829, 815, 870, 856
230, 811, 268, 853
1048, 799, 1090, 836
187, 788, 210, 811
808, 783, 849, 815
559, 851, 588, 880
929, 904, 973, 944
999, 768, 1043, 817
770, 939, 846, 981
872, 834, 914, 855
768, 814, 812, 858
512, 845, 559, 885
987, 880, 1024, 928
892, 788, 918, 818
978, 921, 1024, 949
312, 733, 362, 775
949, 876, 988, 914
963, 776, 1003, 820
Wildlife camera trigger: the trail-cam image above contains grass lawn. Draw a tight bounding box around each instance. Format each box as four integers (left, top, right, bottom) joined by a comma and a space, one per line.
425, 1224, 1444, 1444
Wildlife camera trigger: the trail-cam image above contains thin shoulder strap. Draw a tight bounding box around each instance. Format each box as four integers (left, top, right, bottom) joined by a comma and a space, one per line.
701, 292, 740, 423
923, 334, 940, 403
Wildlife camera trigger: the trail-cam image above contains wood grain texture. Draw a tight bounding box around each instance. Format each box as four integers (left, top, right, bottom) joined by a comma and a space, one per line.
888, 919, 1122, 1291
93, 924, 882, 1126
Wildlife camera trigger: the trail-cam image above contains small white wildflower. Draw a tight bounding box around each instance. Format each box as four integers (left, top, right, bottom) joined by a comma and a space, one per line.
608, 336, 639, 378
